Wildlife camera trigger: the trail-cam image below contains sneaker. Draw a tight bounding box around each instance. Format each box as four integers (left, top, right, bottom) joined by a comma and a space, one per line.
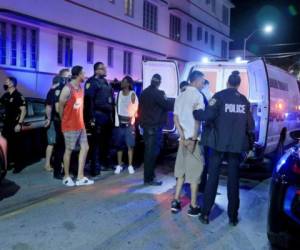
128, 165, 135, 174
171, 199, 181, 213
62, 176, 75, 187
76, 177, 94, 186
187, 205, 201, 217
114, 165, 123, 174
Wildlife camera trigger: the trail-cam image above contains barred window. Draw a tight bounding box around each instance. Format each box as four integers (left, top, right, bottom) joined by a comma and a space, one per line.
125, 0, 134, 17
11, 24, 17, 66
108, 47, 114, 67
143, 1, 158, 32
87, 41, 94, 64
0, 22, 6, 65
170, 14, 181, 41
187, 23, 192, 41
197, 27, 202, 41
210, 35, 215, 50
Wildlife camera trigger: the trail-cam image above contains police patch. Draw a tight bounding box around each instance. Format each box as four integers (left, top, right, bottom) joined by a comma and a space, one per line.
209, 98, 216, 106
55, 90, 60, 96
86, 83, 91, 89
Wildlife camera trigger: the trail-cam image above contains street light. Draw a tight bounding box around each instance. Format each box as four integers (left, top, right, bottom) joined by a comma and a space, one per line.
243, 24, 274, 60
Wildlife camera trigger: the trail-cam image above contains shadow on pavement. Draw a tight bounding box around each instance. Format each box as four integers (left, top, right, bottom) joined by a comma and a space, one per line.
0, 178, 20, 201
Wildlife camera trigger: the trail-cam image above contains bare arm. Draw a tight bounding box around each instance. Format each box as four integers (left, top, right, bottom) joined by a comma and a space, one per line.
46, 105, 52, 120
174, 114, 185, 140
59, 86, 70, 119
18, 106, 26, 124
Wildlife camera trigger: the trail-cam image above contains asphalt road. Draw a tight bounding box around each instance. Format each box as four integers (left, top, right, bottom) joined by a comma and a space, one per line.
0, 159, 272, 250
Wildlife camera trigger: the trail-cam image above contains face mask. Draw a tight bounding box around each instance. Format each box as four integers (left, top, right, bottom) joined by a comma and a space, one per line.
3, 85, 8, 91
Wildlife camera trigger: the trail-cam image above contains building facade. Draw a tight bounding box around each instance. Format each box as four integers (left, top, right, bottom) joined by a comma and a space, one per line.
0, 0, 234, 97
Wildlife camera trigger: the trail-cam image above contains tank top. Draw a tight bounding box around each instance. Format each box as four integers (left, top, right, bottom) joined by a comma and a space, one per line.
61, 83, 85, 132
115, 90, 138, 126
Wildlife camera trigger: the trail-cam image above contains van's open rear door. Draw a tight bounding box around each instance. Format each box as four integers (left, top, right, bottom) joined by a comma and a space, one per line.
142, 60, 179, 132
247, 59, 269, 149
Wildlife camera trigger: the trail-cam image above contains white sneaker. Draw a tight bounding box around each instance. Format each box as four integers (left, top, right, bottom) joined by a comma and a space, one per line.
76, 177, 94, 186
62, 176, 75, 187
114, 165, 123, 174
128, 165, 135, 174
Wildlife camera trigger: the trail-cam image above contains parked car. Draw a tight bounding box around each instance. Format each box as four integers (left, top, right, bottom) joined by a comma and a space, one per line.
268, 130, 300, 248
0, 97, 47, 169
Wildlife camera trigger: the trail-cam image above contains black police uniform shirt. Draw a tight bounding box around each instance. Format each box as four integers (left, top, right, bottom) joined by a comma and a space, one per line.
46, 87, 57, 121
84, 75, 114, 125
193, 88, 255, 153
0, 89, 26, 125
139, 85, 174, 128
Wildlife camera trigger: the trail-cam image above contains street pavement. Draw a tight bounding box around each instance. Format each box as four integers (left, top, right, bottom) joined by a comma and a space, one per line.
0, 159, 272, 250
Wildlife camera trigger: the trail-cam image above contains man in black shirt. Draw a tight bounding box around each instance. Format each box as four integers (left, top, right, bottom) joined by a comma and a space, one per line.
139, 74, 174, 185
0, 77, 26, 173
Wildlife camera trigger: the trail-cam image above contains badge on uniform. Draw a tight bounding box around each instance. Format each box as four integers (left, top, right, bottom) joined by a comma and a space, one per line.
55, 90, 61, 96
209, 98, 216, 106
9, 98, 13, 102
86, 83, 91, 89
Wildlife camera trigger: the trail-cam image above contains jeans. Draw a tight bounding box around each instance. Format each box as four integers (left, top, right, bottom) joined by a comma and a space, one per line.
143, 126, 162, 183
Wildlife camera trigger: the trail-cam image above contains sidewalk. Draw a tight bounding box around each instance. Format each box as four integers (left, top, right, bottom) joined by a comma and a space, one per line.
0, 159, 113, 216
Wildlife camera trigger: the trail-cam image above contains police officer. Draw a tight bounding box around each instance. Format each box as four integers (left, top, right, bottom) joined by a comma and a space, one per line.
51, 69, 70, 179
193, 71, 255, 226
139, 74, 174, 185
84, 62, 114, 176
0, 77, 26, 173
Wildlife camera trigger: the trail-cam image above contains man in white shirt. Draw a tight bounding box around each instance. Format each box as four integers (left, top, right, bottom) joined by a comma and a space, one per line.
171, 71, 206, 217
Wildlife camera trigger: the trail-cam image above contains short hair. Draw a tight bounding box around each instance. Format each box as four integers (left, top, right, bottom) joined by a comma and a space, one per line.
7, 76, 17, 87
188, 71, 204, 83
94, 62, 104, 72
150, 74, 161, 87
58, 68, 70, 77
180, 81, 189, 90
228, 70, 241, 87
71, 65, 83, 79
122, 75, 134, 90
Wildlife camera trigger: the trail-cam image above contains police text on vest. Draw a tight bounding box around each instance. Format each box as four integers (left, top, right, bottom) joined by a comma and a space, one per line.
225, 104, 245, 113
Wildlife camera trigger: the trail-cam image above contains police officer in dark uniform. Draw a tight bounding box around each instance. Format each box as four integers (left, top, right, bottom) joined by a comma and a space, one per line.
0, 77, 26, 173
193, 71, 255, 226
139, 74, 174, 185
84, 62, 114, 176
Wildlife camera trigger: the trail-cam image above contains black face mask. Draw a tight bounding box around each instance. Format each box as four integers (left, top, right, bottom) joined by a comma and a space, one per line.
3, 85, 8, 91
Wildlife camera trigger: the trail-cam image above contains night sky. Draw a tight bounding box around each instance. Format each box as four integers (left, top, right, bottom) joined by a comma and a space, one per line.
230, 0, 300, 56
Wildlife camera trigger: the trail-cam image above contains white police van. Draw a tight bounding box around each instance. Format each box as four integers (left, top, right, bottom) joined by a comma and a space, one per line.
142, 59, 300, 159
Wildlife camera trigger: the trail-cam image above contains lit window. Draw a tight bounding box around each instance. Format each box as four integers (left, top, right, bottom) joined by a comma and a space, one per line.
125, 0, 134, 17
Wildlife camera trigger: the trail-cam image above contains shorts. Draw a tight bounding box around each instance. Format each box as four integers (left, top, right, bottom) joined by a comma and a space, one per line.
115, 124, 135, 150
174, 142, 204, 184
63, 129, 88, 151
47, 122, 56, 145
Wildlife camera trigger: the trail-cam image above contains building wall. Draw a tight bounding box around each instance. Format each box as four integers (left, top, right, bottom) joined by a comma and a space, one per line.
0, 0, 233, 97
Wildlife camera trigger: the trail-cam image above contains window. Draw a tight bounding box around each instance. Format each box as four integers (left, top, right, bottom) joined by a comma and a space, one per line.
170, 14, 181, 41
206, 0, 211, 4
187, 23, 192, 41
210, 35, 215, 50
204, 31, 208, 44
0, 20, 38, 68
11, 24, 17, 66
123, 51, 132, 75
0, 22, 6, 65
108, 47, 114, 67
30, 29, 37, 68
125, 0, 134, 17
21, 27, 27, 67
143, 1, 158, 32
87, 41, 94, 64
197, 27, 202, 41
212, 0, 216, 13
58, 35, 72, 67
108, 0, 115, 3
221, 40, 227, 59
222, 5, 229, 25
